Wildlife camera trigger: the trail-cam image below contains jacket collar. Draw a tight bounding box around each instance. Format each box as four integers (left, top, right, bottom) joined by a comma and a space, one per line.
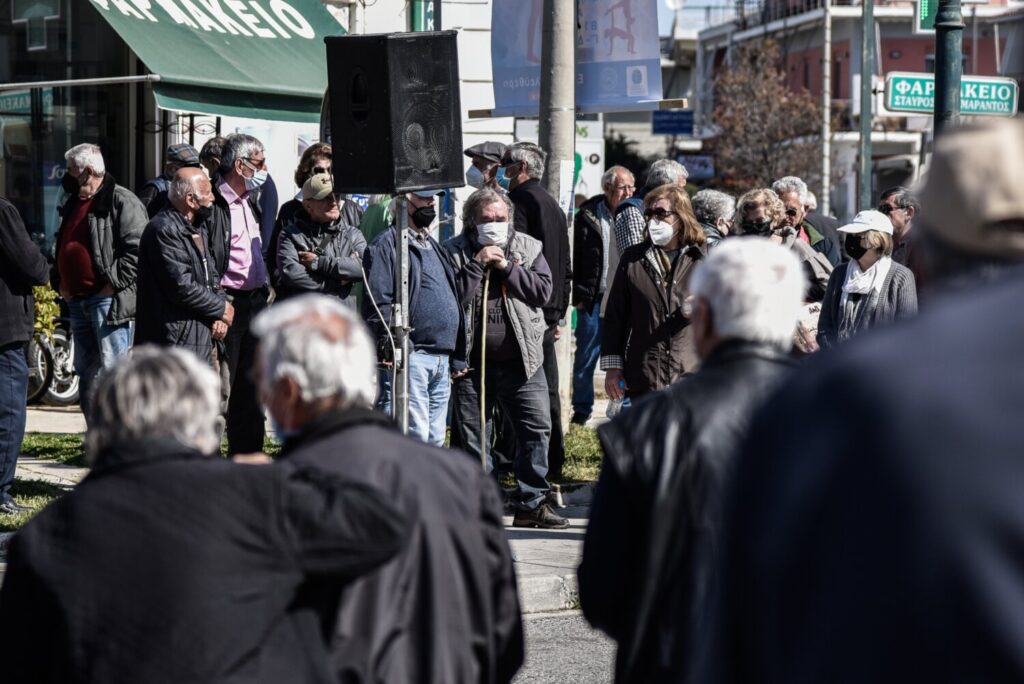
700, 338, 795, 371
91, 437, 209, 474
84, 174, 118, 217
278, 406, 395, 459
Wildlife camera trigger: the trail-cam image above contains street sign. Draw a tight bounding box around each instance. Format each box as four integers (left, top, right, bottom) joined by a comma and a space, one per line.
884, 72, 1020, 117
652, 110, 694, 135
914, 0, 937, 34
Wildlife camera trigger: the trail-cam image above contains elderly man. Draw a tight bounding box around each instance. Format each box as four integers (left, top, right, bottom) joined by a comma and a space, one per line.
464, 141, 507, 190
614, 158, 688, 253
253, 295, 524, 684
772, 176, 841, 266
362, 190, 464, 446
135, 167, 234, 363
202, 133, 271, 455
199, 136, 226, 181
276, 173, 366, 306
53, 143, 146, 420
579, 238, 804, 683
446, 187, 567, 529
879, 185, 921, 278
570, 165, 635, 425
692, 188, 736, 250
138, 142, 202, 218
0, 346, 408, 682
499, 142, 572, 477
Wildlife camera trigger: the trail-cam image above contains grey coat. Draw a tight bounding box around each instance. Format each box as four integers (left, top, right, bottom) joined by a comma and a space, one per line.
276, 211, 366, 305
817, 259, 917, 349
445, 228, 552, 379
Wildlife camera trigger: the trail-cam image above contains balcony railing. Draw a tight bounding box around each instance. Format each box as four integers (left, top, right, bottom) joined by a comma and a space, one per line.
730, 0, 914, 29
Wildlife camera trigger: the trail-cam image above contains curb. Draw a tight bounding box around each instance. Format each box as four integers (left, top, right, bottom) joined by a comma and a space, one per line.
517, 573, 579, 614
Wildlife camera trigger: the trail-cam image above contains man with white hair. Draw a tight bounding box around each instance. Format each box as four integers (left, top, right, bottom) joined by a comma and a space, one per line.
692, 188, 736, 250
136, 167, 234, 362
53, 142, 147, 420
0, 346, 408, 682
613, 158, 688, 254
579, 238, 804, 683
252, 294, 524, 683
772, 175, 841, 266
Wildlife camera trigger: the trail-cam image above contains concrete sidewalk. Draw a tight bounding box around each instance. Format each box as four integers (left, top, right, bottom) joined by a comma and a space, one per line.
506, 505, 589, 613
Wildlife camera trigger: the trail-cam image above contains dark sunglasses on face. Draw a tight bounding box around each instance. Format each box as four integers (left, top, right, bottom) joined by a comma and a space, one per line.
784, 208, 799, 217
877, 204, 900, 215
644, 208, 674, 220
742, 219, 773, 234
312, 166, 331, 175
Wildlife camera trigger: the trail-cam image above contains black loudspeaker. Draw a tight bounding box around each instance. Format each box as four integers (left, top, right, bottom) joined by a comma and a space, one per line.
325, 31, 464, 195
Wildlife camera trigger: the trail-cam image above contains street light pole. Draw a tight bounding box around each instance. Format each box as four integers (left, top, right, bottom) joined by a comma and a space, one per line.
858, 0, 874, 211
822, 0, 832, 216
934, 0, 964, 137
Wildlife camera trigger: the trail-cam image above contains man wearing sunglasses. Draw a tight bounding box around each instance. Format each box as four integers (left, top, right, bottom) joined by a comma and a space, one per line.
878, 186, 921, 279
772, 176, 841, 267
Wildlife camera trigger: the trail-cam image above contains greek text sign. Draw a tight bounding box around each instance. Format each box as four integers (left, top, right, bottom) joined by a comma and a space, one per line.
884, 72, 1019, 117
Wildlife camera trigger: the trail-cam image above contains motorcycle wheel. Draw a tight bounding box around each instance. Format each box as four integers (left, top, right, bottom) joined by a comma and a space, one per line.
26, 337, 54, 404
42, 329, 80, 407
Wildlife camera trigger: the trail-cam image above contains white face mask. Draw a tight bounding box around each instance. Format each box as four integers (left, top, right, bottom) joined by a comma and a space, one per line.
466, 165, 486, 189
647, 219, 675, 247
476, 221, 509, 246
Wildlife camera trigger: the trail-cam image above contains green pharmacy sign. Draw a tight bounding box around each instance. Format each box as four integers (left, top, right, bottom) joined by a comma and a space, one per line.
884, 72, 1020, 117
915, 0, 937, 33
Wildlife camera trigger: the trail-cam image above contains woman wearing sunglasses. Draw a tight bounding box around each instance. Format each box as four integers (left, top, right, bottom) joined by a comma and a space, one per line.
600, 184, 706, 402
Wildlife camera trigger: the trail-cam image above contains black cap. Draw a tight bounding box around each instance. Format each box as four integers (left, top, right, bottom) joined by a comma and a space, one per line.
463, 141, 507, 164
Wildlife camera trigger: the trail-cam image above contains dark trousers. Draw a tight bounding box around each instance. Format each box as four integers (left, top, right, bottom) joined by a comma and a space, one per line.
453, 361, 551, 510
223, 289, 267, 454
0, 343, 28, 504
543, 323, 566, 481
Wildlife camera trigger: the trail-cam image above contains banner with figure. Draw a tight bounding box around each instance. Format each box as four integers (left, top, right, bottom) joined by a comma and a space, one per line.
491, 0, 663, 116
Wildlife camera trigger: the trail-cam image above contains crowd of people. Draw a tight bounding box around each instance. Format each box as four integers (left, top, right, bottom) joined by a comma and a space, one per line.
0, 116, 1022, 682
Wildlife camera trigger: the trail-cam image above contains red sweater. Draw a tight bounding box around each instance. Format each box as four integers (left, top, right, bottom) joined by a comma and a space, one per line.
57, 196, 101, 297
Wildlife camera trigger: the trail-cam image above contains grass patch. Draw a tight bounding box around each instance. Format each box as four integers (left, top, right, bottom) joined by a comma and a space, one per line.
0, 479, 67, 532
21, 433, 87, 467
559, 424, 603, 483
218, 434, 282, 458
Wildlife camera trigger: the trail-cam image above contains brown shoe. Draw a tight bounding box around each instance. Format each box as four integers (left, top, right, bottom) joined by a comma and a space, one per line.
513, 503, 570, 529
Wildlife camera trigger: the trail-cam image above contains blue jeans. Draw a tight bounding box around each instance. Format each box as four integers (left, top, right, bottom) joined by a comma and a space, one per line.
376, 350, 451, 447
571, 300, 603, 418
0, 343, 28, 504
68, 295, 133, 420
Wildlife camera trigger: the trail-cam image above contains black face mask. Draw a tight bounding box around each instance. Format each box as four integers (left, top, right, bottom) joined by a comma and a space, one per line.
411, 206, 436, 229
742, 219, 773, 236
844, 233, 868, 260
192, 202, 214, 227
61, 171, 82, 195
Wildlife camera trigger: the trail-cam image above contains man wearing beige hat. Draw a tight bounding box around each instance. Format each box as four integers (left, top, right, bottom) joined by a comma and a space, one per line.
701, 118, 1024, 682
276, 173, 366, 307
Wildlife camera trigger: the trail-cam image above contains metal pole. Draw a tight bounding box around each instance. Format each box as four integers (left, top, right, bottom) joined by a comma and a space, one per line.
822, 0, 832, 216
392, 197, 411, 434
971, 4, 978, 73
858, 0, 874, 211
934, 0, 964, 137
537, 0, 575, 432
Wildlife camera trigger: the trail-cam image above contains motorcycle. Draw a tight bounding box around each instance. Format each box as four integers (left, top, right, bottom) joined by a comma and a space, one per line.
25, 299, 80, 406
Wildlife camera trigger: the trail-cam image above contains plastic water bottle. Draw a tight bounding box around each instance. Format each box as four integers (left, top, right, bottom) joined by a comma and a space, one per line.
606, 380, 626, 418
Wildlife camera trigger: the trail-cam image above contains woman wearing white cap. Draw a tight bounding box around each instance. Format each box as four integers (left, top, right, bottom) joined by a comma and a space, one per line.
817, 209, 917, 349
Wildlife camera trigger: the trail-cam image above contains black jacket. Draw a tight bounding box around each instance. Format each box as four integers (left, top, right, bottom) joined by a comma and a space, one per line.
579, 341, 795, 683
0, 438, 409, 684
0, 198, 49, 347
203, 180, 264, 287
279, 409, 525, 684
572, 194, 610, 308
704, 271, 1024, 683
276, 210, 366, 305
509, 178, 572, 324
135, 207, 227, 362
804, 210, 845, 262
269, 198, 364, 286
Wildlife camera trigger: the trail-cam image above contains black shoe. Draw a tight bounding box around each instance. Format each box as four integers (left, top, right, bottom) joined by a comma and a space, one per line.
513, 503, 570, 529
0, 500, 29, 514
570, 413, 590, 426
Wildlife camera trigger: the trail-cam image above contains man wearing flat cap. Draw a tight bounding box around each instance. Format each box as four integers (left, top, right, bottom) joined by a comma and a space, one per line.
139, 143, 202, 218
276, 173, 366, 307
464, 141, 508, 191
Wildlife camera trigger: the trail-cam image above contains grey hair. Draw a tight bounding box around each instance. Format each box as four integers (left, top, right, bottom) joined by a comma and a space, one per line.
772, 176, 810, 205
879, 185, 921, 213
646, 159, 688, 187
86, 347, 222, 460
460, 187, 515, 227
690, 237, 806, 351
601, 165, 634, 190
64, 143, 106, 176
252, 294, 377, 407
220, 133, 265, 175
507, 142, 547, 181
692, 189, 736, 225
167, 171, 203, 202
805, 190, 818, 211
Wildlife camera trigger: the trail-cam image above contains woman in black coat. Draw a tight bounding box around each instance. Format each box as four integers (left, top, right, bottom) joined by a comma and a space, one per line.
817, 209, 917, 349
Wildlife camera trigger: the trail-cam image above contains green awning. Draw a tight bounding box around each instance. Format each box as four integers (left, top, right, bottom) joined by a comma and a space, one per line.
86, 0, 344, 122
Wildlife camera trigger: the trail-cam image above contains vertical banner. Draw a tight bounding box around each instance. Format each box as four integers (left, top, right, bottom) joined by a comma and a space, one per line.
491, 0, 663, 116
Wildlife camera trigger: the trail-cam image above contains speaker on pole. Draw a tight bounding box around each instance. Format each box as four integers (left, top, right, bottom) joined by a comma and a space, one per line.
325, 31, 464, 195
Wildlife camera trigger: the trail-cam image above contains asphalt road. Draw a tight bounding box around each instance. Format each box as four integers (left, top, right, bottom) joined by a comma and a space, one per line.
515, 611, 615, 683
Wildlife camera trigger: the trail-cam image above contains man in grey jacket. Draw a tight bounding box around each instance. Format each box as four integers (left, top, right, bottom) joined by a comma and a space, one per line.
446, 188, 567, 529
276, 173, 366, 307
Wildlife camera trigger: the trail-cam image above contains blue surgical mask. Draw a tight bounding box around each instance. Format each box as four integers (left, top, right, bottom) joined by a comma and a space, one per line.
466, 165, 486, 189
496, 167, 511, 191
270, 415, 296, 444
244, 169, 269, 193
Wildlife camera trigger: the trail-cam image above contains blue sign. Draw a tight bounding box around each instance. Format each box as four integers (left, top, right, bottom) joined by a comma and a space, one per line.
652, 110, 694, 136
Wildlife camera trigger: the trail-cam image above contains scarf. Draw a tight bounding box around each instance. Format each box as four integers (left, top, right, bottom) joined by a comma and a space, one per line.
838, 256, 892, 342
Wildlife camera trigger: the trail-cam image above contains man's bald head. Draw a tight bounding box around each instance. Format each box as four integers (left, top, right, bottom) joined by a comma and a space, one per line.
168, 167, 213, 219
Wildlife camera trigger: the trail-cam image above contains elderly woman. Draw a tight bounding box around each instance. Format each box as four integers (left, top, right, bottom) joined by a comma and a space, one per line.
817, 210, 917, 349
735, 187, 833, 302
691, 188, 735, 249
600, 184, 705, 401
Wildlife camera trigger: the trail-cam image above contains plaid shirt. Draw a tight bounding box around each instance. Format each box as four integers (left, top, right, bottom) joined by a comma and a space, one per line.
613, 202, 646, 255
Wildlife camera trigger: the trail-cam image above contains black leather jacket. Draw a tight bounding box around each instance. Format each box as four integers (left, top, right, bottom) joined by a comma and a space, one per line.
579, 340, 795, 683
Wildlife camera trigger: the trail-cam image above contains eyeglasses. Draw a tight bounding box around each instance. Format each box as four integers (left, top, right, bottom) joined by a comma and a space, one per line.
311, 166, 331, 176
877, 204, 901, 215
614, 184, 636, 192
644, 208, 675, 220
784, 208, 799, 217
242, 157, 266, 170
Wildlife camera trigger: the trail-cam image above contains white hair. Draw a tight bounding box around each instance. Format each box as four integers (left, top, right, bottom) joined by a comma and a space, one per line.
772, 176, 810, 205
646, 159, 688, 187
506, 142, 547, 181
221, 133, 265, 175
252, 294, 377, 407
64, 143, 106, 176
692, 189, 736, 225
86, 347, 222, 460
805, 190, 818, 211
689, 237, 806, 350
601, 165, 634, 190
167, 170, 205, 202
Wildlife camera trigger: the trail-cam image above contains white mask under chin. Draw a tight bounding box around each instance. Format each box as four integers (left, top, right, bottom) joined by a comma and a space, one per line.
476, 221, 509, 246
647, 219, 675, 246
